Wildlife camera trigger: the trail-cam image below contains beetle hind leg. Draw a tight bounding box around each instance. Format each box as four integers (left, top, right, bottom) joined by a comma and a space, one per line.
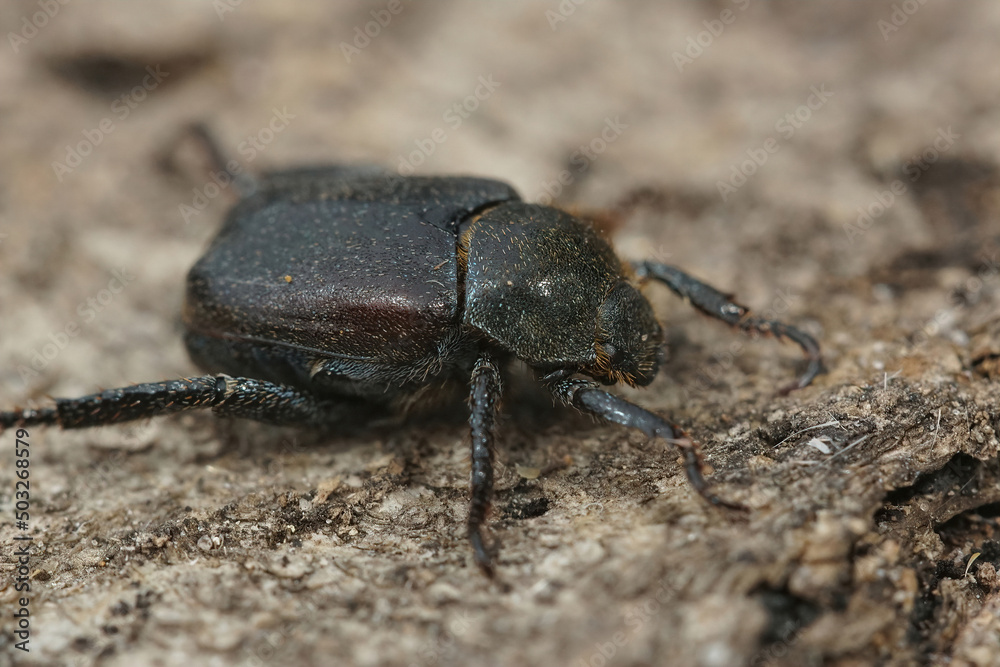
467, 353, 503, 578
1, 406, 58, 430
161, 122, 259, 199
548, 376, 743, 510
1, 375, 350, 432
635, 261, 822, 391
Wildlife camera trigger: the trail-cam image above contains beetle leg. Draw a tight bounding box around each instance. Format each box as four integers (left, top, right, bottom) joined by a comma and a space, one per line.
467, 353, 502, 577
548, 376, 743, 510
173, 122, 259, 198
634, 261, 823, 391
0, 375, 347, 431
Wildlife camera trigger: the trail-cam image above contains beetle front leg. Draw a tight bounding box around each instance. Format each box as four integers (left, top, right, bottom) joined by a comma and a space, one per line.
1, 375, 350, 431
467, 353, 502, 577
548, 376, 742, 509
634, 261, 822, 391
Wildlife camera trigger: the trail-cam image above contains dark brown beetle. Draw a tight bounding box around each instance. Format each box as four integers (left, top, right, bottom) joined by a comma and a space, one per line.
1, 132, 821, 577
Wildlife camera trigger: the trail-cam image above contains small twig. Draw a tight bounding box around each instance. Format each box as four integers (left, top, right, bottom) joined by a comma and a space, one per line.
823, 434, 871, 466
774, 419, 843, 448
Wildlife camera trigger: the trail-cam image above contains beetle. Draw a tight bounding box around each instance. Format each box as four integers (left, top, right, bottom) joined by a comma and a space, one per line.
1, 128, 821, 577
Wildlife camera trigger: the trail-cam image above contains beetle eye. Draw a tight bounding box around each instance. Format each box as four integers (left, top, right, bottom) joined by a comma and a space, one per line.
603, 343, 624, 366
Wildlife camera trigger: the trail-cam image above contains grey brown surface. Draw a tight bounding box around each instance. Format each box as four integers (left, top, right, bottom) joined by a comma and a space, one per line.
2, 1, 1000, 665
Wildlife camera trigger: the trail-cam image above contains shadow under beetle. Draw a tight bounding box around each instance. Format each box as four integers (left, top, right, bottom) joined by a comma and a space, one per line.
1, 129, 821, 578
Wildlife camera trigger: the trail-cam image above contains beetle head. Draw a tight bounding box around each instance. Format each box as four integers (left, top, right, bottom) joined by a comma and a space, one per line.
589, 280, 662, 386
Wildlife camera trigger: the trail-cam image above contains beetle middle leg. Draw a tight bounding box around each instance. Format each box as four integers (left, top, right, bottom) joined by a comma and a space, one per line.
467, 353, 502, 577
634, 261, 823, 391
0, 375, 353, 431
547, 375, 743, 510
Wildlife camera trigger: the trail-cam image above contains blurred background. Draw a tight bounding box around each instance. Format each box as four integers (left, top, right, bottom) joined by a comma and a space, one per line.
2, 2, 999, 666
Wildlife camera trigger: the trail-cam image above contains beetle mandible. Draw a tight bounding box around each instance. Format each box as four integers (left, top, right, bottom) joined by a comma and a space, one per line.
1, 127, 821, 577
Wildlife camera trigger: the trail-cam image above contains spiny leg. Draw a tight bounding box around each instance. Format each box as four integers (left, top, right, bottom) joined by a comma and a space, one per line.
1, 375, 345, 432
548, 376, 742, 509
634, 261, 822, 391
467, 353, 502, 577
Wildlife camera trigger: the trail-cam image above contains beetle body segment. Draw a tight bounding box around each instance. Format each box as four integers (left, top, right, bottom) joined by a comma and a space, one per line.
186, 197, 460, 360
184, 168, 521, 399
460, 201, 660, 382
